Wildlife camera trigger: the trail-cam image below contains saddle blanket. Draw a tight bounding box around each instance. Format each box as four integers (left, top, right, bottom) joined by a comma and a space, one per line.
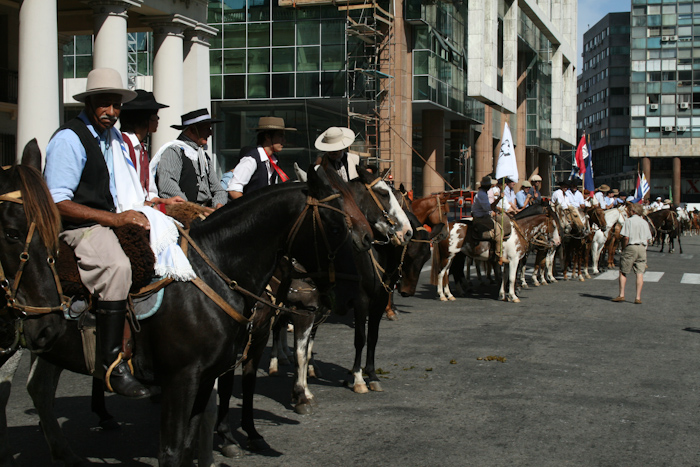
64, 283, 165, 321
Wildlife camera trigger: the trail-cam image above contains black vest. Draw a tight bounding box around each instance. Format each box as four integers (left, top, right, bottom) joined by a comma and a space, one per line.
241, 146, 277, 195
54, 118, 115, 229
178, 153, 199, 203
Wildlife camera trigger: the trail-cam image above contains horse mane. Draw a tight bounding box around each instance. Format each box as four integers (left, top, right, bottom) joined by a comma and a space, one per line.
13, 165, 61, 253
513, 203, 544, 220
321, 162, 373, 234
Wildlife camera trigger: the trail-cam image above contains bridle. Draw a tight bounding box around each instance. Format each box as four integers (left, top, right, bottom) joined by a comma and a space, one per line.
0, 190, 71, 318
364, 178, 399, 244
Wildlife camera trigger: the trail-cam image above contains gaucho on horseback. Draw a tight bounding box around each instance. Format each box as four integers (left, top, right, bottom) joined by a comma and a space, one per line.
471, 175, 512, 264
44, 68, 194, 400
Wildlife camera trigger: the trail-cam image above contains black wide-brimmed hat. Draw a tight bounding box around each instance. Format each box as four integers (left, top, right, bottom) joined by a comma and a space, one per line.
121, 90, 169, 111
171, 108, 223, 130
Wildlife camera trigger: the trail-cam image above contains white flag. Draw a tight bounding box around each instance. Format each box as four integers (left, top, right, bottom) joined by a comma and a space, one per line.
495, 122, 518, 183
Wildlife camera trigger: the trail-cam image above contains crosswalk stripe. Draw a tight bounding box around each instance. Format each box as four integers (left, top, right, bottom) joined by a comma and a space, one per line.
595, 271, 664, 282
681, 273, 700, 284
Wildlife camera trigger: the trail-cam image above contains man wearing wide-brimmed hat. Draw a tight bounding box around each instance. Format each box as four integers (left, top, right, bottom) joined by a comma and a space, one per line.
594, 184, 610, 208
226, 116, 296, 199
314, 127, 360, 182
551, 179, 570, 208
530, 174, 543, 203
120, 90, 183, 211
650, 196, 663, 211
150, 109, 228, 209
471, 175, 511, 263
44, 68, 153, 399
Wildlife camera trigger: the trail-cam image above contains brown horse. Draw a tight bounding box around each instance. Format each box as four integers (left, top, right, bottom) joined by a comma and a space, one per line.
647, 208, 682, 253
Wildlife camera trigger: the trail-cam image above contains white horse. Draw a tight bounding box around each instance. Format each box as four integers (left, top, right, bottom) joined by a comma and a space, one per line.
590, 205, 628, 275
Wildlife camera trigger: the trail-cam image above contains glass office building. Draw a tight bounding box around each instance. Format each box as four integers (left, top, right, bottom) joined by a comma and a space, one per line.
629, 0, 700, 203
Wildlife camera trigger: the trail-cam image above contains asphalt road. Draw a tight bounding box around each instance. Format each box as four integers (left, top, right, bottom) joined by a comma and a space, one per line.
6, 236, 700, 466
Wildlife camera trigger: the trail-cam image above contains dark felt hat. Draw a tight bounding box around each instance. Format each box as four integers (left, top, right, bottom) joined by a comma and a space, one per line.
171, 108, 223, 130
121, 90, 169, 111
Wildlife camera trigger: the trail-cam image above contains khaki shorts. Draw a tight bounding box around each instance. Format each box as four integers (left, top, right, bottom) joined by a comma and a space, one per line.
620, 244, 647, 275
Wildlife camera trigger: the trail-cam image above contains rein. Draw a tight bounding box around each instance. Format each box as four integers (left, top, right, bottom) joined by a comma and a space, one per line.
364, 178, 398, 241
175, 194, 351, 324
0, 192, 71, 318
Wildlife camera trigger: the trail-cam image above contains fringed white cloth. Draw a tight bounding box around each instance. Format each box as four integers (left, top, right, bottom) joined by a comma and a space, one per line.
112, 134, 195, 282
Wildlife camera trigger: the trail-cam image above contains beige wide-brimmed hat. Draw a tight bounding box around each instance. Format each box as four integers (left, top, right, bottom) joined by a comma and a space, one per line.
530, 174, 542, 182
598, 184, 611, 192
73, 68, 137, 103
521, 180, 532, 188
315, 127, 356, 152
254, 116, 296, 131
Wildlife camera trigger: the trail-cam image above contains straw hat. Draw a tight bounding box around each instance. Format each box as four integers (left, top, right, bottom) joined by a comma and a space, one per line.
521, 180, 532, 188
171, 109, 223, 130
598, 184, 611, 192
73, 68, 137, 103
315, 127, 356, 152
254, 116, 296, 131
530, 174, 542, 182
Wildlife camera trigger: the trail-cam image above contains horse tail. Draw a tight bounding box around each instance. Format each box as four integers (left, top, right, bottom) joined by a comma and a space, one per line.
430, 240, 442, 286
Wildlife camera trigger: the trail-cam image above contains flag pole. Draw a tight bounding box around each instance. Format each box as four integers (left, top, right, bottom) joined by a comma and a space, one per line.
500, 177, 505, 265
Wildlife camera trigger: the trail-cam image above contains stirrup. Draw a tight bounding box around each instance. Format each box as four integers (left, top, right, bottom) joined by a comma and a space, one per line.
105, 352, 128, 393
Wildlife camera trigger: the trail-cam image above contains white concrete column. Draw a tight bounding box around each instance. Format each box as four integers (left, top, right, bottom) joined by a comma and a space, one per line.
90, 1, 139, 88
17, 0, 59, 162
183, 25, 216, 113
184, 24, 217, 164
150, 15, 195, 151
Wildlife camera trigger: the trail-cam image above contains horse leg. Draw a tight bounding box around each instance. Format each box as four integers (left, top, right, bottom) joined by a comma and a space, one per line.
197, 388, 217, 467
437, 258, 455, 301
449, 253, 467, 297
215, 372, 244, 458
268, 319, 281, 376
91, 377, 118, 430
307, 325, 319, 379
351, 301, 369, 394
291, 312, 316, 415
507, 263, 520, 303
498, 263, 506, 301
26, 356, 84, 467
240, 330, 272, 452
0, 350, 23, 467
158, 375, 212, 466
365, 299, 386, 392
385, 291, 398, 321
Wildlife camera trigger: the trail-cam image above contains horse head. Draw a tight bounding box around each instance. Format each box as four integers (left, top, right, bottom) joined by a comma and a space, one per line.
0, 140, 67, 353
290, 166, 359, 312
354, 169, 413, 246
398, 213, 446, 297
295, 163, 373, 252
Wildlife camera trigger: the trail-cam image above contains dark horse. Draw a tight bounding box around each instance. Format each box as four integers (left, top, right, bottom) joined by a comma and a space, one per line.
7, 162, 358, 466
213, 166, 412, 455
647, 208, 682, 254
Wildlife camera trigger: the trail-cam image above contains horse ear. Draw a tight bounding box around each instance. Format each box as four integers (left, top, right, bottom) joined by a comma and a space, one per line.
21, 138, 42, 171
294, 162, 308, 183
305, 163, 332, 197
399, 183, 406, 193
355, 167, 373, 184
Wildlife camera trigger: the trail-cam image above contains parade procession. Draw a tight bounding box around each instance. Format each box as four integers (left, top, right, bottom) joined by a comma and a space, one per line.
1, 0, 700, 466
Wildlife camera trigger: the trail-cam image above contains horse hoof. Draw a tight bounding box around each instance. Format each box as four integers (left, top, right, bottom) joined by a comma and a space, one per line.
247, 437, 269, 452
308, 367, 318, 379
98, 417, 120, 431
448, 296, 456, 301
386, 310, 399, 321
512, 297, 521, 303
269, 368, 279, 377
439, 297, 448, 302
369, 381, 384, 392
533, 282, 540, 287
353, 383, 369, 394
221, 443, 245, 458
294, 402, 313, 415
578, 277, 585, 282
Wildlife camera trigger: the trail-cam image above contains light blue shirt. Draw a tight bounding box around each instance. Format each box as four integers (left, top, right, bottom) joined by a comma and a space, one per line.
516, 189, 530, 208
45, 111, 122, 205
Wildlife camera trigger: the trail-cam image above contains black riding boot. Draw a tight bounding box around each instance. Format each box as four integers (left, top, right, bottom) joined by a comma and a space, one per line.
95, 300, 150, 399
